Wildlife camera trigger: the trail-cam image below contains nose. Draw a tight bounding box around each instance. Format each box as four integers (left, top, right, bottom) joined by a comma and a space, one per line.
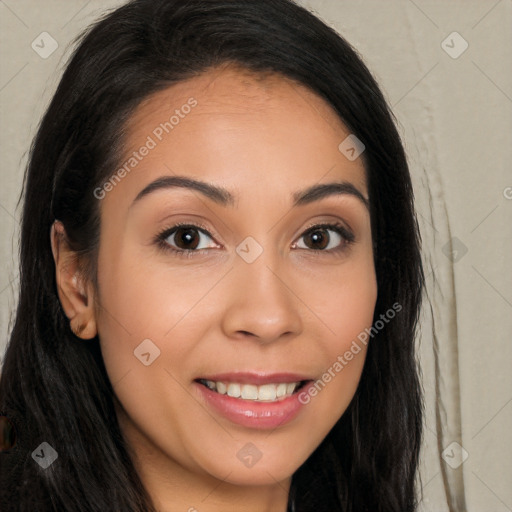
220, 253, 303, 344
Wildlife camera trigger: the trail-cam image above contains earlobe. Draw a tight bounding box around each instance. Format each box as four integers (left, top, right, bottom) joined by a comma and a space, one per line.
70, 307, 97, 340
50, 221, 98, 340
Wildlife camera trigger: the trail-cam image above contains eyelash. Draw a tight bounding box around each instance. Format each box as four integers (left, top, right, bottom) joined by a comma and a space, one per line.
154, 221, 355, 259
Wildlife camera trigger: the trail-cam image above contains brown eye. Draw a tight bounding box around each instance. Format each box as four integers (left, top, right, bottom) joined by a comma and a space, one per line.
295, 223, 353, 252
163, 225, 216, 251
173, 227, 201, 250
303, 227, 330, 250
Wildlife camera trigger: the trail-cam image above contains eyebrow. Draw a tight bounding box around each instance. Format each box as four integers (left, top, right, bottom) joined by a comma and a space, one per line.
130, 175, 369, 210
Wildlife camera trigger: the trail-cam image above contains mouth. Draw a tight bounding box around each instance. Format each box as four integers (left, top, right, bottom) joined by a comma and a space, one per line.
195, 378, 309, 403
193, 373, 313, 429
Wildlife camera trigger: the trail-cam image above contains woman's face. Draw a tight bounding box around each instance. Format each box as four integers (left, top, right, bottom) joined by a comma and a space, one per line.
93, 66, 377, 499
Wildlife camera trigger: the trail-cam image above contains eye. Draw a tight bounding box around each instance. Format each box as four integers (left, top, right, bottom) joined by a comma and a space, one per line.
155, 221, 355, 258
156, 223, 218, 256
294, 223, 355, 252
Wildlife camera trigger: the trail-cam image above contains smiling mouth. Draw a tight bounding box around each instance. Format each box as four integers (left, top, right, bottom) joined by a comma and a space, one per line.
196, 379, 309, 403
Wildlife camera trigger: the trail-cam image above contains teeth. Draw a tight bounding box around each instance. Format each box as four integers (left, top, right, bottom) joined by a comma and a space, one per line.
202, 380, 302, 402
227, 383, 241, 398
258, 384, 276, 401
276, 383, 287, 398
241, 384, 259, 400
204, 380, 216, 391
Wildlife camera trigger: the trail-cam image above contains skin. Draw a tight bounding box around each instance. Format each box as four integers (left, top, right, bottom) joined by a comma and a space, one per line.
51, 65, 377, 512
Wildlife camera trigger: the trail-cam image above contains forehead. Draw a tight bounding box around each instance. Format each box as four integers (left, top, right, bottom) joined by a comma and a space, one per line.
106, 64, 368, 212
129, 64, 344, 129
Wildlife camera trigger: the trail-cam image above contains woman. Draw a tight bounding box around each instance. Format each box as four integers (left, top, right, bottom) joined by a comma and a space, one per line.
0, 0, 424, 510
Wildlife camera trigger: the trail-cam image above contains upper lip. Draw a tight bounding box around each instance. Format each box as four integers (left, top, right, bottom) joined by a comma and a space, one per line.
195, 372, 312, 386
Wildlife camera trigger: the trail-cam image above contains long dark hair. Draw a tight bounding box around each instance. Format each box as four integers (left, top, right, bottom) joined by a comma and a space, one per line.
0, 1, 424, 510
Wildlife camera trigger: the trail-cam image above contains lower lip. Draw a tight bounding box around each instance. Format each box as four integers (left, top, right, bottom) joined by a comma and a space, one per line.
194, 382, 310, 429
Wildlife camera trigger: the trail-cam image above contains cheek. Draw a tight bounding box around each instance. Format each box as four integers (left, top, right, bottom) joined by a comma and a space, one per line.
97, 248, 223, 334
295, 253, 377, 417
299, 249, 377, 346
93, 252, 215, 469
94, 244, 224, 391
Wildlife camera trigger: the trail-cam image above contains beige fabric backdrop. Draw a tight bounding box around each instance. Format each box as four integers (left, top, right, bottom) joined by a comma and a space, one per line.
0, 1, 510, 510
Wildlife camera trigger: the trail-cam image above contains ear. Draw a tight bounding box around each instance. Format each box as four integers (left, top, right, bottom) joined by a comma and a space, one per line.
50, 221, 97, 340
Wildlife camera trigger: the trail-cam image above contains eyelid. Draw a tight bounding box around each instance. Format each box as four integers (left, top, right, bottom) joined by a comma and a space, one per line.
300, 219, 353, 238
